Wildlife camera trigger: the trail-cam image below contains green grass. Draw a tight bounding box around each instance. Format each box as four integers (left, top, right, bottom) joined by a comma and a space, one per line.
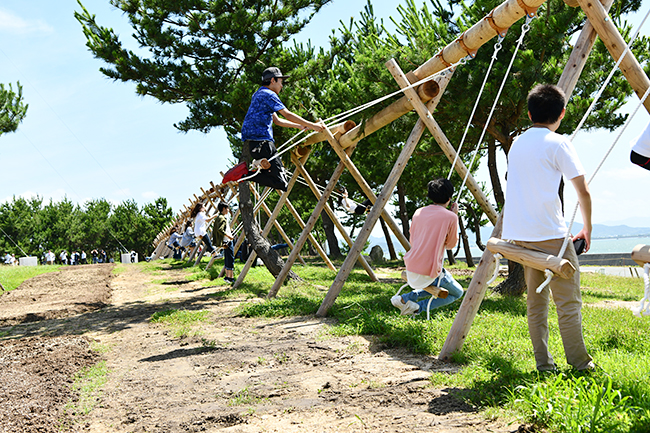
214, 263, 650, 432
150, 308, 211, 338
65, 361, 109, 416
0, 265, 61, 292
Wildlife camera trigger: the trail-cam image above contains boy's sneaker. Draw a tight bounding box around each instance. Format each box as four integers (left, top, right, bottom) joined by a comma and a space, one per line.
401, 301, 419, 316
224, 277, 235, 283
391, 295, 406, 313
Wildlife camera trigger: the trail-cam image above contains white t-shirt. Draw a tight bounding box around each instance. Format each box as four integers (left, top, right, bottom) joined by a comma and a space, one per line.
502, 127, 585, 242
194, 212, 208, 237
631, 120, 650, 158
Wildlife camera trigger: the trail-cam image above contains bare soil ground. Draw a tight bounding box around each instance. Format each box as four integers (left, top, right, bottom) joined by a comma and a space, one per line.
0, 263, 526, 432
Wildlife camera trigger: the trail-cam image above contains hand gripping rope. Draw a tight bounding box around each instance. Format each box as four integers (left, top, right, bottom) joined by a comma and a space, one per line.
631, 263, 650, 317
238, 55, 473, 185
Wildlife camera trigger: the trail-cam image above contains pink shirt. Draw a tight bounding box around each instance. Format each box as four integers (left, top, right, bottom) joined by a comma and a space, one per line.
403, 204, 458, 278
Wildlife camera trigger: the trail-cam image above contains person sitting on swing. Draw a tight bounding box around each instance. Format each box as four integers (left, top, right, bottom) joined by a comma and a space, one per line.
391, 178, 464, 316
240, 67, 325, 191
630, 120, 650, 171
338, 187, 372, 215
502, 83, 594, 372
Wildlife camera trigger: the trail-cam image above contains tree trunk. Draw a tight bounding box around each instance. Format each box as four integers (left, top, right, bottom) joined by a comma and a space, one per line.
446, 249, 456, 266
379, 217, 397, 260
487, 138, 505, 208
397, 182, 410, 240
492, 260, 526, 296
239, 145, 300, 281
458, 216, 474, 267
321, 207, 343, 259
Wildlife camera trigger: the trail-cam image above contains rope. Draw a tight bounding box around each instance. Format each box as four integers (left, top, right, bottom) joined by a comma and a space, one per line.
447, 35, 505, 179
569, 7, 650, 142
0, 227, 29, 257
631, 262, 650, 317
454, 15, 534, 204
534, 84, 650, 294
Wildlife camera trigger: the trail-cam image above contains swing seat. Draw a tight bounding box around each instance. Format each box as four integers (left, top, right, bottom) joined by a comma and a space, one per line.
394, 270, 449, 320
486, 237, 576, 279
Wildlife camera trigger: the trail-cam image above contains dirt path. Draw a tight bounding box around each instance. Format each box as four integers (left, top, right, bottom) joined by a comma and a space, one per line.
1, 264, 521, 432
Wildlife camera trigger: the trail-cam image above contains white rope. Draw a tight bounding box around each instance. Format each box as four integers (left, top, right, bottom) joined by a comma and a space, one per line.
486, 253, 503, 285
535, 85, 650, 294
569, 7, 650, 142
631, 263, 650, 317
455, 15, 534, 204
263, 56, 471, 165
447, 35, 505, 179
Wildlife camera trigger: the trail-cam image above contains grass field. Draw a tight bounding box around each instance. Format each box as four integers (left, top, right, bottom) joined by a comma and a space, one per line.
0, 264, 61, 291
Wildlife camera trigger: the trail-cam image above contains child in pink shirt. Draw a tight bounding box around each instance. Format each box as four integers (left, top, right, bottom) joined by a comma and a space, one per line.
391, 178, 464, 316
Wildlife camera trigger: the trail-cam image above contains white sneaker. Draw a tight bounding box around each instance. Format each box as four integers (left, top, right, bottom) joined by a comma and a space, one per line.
401, 300, 419, 316
391, 295, 406, 313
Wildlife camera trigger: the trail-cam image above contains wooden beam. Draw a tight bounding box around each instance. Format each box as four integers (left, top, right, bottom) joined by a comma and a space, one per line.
385, 59, 498, 224
269, 140, 357, 298
576, 0, 650, 112
632, 244, 650, 266
317, 67, 453, 317
292, 153, 377, 281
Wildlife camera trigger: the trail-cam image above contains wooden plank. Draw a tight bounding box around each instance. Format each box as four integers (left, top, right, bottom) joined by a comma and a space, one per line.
486, 237, 576, 279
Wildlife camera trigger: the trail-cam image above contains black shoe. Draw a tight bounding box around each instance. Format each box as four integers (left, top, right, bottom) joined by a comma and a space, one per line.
224, 277, 235, 283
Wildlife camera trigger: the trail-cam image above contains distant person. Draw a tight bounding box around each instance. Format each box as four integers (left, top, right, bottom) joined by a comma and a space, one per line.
502, 84, 594, 372
167, 226, 184, 259
190, 202, 220, 257
81, 250, 87, 264
179, 221, 196, 257
59, 250, 68, 265
46, 250, 55, 265
130, 250, 137, 263
391, 178, 464, 317
212, 202, 236, 283
241, 67, 325, 191
630, 120, 650, 171
91, 249, 98, 264
338, 188, 371, 215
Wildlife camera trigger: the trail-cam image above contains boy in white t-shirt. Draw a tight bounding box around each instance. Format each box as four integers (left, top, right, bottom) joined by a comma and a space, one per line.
502, 84, 594, 372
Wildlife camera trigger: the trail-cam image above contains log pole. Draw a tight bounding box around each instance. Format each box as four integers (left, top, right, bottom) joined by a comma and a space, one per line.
632, 244, 650, 266
317, 71, 454, 317
576, 0, 650, 113
291, 153, 377, 281
486, 238, 576, 279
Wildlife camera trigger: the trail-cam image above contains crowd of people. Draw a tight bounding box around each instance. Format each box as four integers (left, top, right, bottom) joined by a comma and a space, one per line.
1, 249, 115, 266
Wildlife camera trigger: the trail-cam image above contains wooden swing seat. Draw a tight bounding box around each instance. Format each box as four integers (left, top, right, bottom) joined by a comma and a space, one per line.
486, 237, 576, 280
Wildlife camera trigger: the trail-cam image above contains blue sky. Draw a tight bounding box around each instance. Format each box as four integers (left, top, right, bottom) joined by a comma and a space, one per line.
1, 0, 649, 230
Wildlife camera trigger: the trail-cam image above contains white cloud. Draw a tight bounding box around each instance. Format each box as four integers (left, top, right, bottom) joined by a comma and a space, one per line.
0, 9, 53, 34
141, 191, 160, 201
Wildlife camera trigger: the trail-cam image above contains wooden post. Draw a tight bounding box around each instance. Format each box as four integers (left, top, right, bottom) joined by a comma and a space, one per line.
317, 70, 453, 316
326, 138, 412, 250
232, 152, 307, 289
249, 185, 307, 266
439, 216, 503, 360
292, 153, 377, 281
269, 140, 356, 298
283, 197, 336, 270
384, 58, 498, 224
576, 0, 650, 112
557, 0, 615, 99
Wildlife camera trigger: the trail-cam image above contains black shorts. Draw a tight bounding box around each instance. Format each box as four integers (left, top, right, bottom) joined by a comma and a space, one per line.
631, 150, 650, 171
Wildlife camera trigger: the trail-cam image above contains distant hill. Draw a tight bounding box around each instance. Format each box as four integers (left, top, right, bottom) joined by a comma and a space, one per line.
364, 223, 650, 258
